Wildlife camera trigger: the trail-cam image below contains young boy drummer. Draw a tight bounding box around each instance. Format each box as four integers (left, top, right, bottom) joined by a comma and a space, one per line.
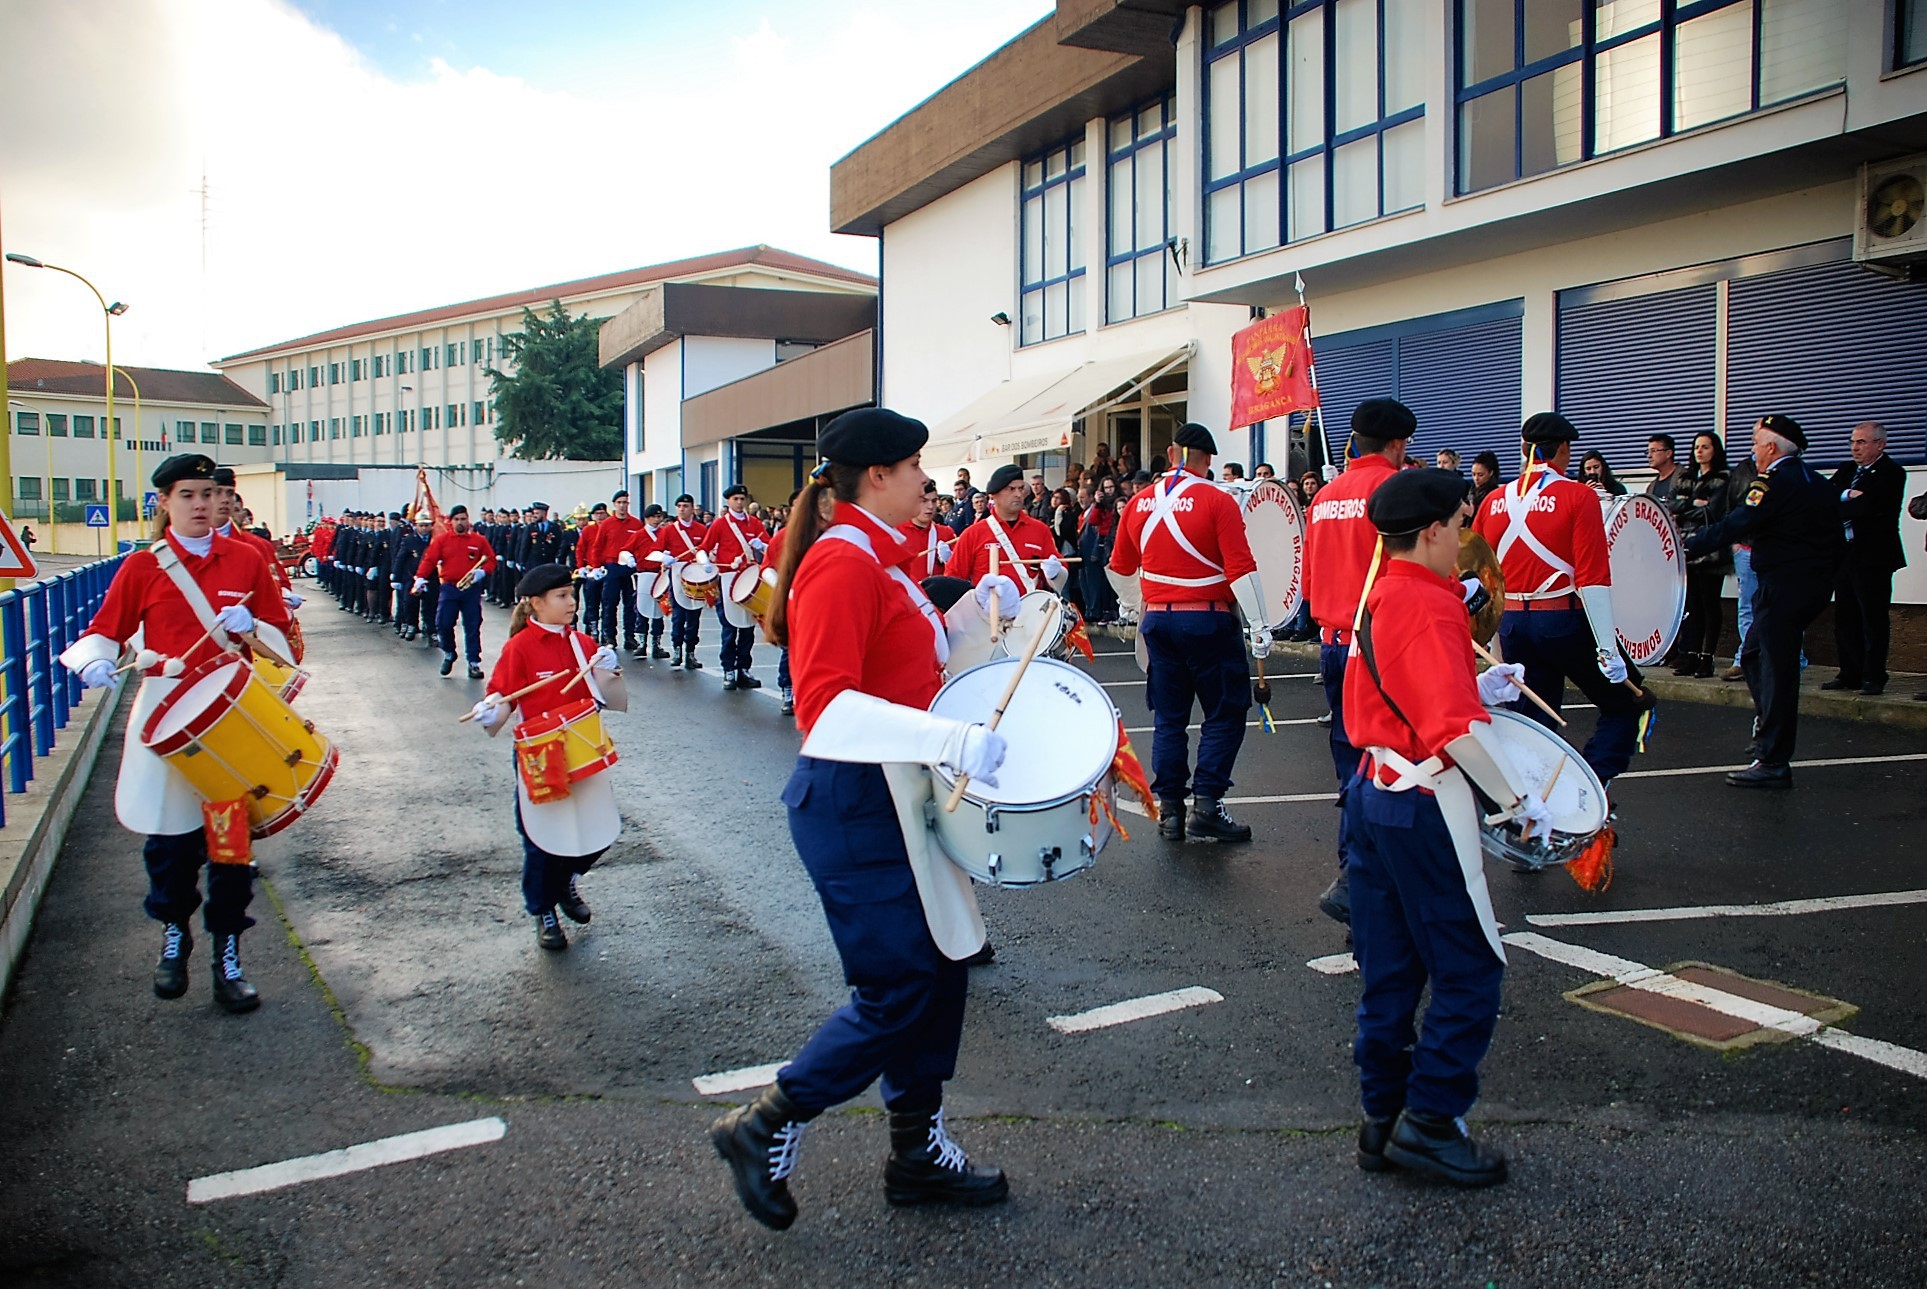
59, 453, 292, 1013
467, 564, 622, 951
1342, 468, 1553, 1187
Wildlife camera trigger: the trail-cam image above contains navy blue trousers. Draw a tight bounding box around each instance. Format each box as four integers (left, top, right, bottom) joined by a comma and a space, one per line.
777, 757, 966, 1116
1344, 780, 1503, 1121
580, 577, 603, 634
671, 602, 703, 648
143, 831, 255, 934
777, 647, 791, 691
1140, 609, 1249, 802
1495, 608, 1644, 784
435, 582, 485, 664
1743, 572, 1832, 765
715, 606, 755, 671
1320, 641, 1359, 869
514, 794, 606, 915
598, 564, 639, 642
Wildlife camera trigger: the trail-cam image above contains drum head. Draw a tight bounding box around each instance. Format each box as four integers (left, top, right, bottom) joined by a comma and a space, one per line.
728, 567, 762, 604
1483, 709, 1607, 835
1241, 480, 1305, 630
999, 592, 1064, 658
1605, 495, 1686, 666
649, 568, 673, 599
929, 658, 1117, 805
143, 655, 249, 747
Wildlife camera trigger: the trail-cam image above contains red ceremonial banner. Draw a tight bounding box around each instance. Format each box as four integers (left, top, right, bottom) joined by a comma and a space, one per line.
517, 730, 573, 803
1229, 307, 1319, 431
411, 467, 449, 535
203, 797, 254, 865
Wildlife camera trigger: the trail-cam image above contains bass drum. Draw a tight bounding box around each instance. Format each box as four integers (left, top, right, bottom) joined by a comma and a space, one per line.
1473, 709, 1609, 872
1236, 479, 1306, 632
1603, 494, 1686, 667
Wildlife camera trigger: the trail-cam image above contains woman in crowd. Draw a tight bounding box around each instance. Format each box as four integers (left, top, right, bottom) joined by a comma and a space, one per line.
1667, 431, 1732, 677
1077, 482, 1117, 623
1579, 451, 1629, 497
1469, 452, 1504, 511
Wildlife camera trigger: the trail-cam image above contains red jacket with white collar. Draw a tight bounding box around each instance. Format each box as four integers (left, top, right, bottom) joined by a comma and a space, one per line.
895, 520, 956, 579
487, 621, 603, 724
700, 509, 769, 569
81, 530, 292, 676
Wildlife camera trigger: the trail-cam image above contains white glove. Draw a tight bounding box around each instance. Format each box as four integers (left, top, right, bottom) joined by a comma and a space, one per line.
1040, 555, 1066, 583
77, 659, 118, 690
216, 604, 255, 635
936, 539, 952, 562
590, 566, 608, 581
412, 577, 428, 595
750, 538, 767, 558
1597, 649, 1628, 685
283, 591, 304, 609
618, 550, 636, 568
1476, 662, 1527, 707
1248, 625, 1272, 660
1514, 791, 1555, 844
470, 694, 509, 731
590, 645, 619, 672
973, 574, 1022, 618
951, 724, 1008, 788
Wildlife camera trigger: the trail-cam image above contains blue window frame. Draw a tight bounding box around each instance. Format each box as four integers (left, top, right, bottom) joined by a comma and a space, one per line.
1202, 0, 1427, 265
1019, 136, 1087, 345
1105, 98, 1178, 324
1903, 0, 1927, 68
1455, 0, 1845, 195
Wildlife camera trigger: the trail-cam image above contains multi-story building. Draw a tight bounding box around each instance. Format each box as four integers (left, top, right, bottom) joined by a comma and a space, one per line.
5, 359, 270, 520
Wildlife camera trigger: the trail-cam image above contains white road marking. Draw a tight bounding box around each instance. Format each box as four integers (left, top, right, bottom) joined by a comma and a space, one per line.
1618, 751, 1927, 780
1102, 673, 1317, 688
1125, 718, 1326, 734
1307, 953, 1358, 975
186, 1117, 506, 1204
1528, 888, 1927, 927
1046, 986, 1224, 1034
692, 1061, 787, 1095
1503, 931, 1927, 1081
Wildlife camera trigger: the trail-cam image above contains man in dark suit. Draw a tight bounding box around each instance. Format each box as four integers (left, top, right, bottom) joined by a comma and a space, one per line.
1824, 422, 1907, 696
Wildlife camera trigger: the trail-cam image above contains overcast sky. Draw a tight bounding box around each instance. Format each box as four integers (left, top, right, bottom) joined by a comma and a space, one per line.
0, 0, 1052, 372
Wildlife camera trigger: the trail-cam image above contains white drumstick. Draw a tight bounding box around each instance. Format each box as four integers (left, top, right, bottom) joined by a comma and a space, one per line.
944, 604, 1048, 814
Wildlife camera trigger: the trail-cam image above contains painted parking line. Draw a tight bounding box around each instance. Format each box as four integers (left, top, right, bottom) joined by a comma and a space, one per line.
1528, 888, 1927, 928
1307, 953, 1358, 975
1124, 717, 1327, 735
1103, 673, 1318, 688
692, 1061, 787, 1096
187, 1117, 506, 1204
1046, 986, 1224, 1034
1504, 932, 1927, 1081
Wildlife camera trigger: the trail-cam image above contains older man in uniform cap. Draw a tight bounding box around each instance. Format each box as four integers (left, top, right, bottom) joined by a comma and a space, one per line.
392, 511, 435, 640
1472, 412, 1650, 791
1344, 467, 1548, 1187
1685, 414, 1842, 787
1108, 422, 1267, 842
1301, 398, 1417, 925
944, 463, 1066, 594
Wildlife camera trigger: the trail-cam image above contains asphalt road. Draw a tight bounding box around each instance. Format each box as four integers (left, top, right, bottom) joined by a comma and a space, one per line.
2, 599, 1924, 1287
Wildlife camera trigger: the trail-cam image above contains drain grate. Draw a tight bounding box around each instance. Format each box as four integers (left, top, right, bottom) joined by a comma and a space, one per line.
1566, 961, 1856, 1051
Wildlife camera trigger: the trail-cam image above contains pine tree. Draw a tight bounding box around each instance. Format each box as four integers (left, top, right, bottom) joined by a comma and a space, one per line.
486, 302, 624, 460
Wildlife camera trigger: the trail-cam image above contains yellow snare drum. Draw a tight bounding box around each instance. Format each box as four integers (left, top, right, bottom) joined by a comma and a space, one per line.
728, 565, 778, 621
252, 654, 309, 702
513, 698, 618, 792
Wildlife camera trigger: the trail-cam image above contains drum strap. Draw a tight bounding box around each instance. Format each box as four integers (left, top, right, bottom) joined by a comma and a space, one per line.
820, 523, 950, 667
152, 539, 232, 649
721, 512, 759, 568
1495, 466, 1575, 596
983, 514, 1038, 593
1139, 472, 1226, 589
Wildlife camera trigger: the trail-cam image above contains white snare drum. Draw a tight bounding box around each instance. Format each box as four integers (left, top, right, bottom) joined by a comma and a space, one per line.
926, 658, 1119, 887
1604, 494, 1686, 667
1474, 709, 1609, 872
998, 592, 1075, 662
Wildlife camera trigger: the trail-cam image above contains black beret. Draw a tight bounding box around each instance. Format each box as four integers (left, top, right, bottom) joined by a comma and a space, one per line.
1352, 398, 1417, 441
986, 464, 1025, 494
387, 511, 402, 520
922, 479, 939, 495
1521, 411, 1579, 443
723, 483, 748, 499
1368, 468, 1471, 536
529, 501, 549, 511
516, 563, 574, 598
674, 493, 694, 505
152, 454, 217, 489
590, 502, 608, 514
643, 503, 665, 518
1759, 413, 1806, 450
448, 504, 468, 517
612, 489, 629, 501
818, 407, 929, 468
1174, 422, 1218, 454
920, 575, 972, 613
211, 466, 237, 487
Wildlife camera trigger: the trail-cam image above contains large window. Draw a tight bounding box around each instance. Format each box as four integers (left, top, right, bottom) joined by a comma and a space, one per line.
1456, 0, 1845, 194
248, 424, 266, 446
1204, 0, 1426, 264
73, 415, 95, 439
14, 411, 38, 435
1019, 136, 1087, 345
224, 423, 244, 445
48, 414, 66, 437
1905, 0, 1927, 68
1106, 99, 1179, 323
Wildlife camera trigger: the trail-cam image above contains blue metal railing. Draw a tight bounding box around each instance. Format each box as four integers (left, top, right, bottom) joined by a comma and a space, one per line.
0, 556, 126, 827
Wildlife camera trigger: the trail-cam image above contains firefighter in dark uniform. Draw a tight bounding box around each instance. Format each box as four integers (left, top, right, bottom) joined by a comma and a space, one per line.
392, 511, 435, 640
523, 501, 563, 569
1685, 414, 1842, 788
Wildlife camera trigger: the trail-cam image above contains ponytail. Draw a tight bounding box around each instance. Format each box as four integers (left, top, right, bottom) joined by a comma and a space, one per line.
508, 599, 533, 637
765, 464, 865, 648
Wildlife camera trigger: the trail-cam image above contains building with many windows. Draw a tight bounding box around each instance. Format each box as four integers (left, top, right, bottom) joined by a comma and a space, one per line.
5, 359, 269, 520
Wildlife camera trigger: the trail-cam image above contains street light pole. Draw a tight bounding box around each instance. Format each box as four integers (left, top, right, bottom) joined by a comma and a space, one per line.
113, 365, 143, 526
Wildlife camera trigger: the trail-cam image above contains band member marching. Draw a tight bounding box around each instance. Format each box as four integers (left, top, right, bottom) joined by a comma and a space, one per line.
467, 565, 622, 950
700, 483, 770, 690
574, 501, 609, 639
1106, 423, 1269, 843
1342, 469, 1551, 1187
620, 503, 673, 660
712, 408, 1011, 1230
663, 494, 709, 669
58, 454, 294, 1013
897, 480, 955, 578
414, 504, 496, 679
945, 463, 1066, 595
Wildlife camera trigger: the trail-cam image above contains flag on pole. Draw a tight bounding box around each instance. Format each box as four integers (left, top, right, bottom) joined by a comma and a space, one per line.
410, 467, 447, 534
1228, 306, 1319, 431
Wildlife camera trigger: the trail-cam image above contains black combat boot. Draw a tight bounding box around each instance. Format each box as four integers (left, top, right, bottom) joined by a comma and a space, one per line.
651, 637, 669, 660
684, 650, 703, 671
1156, 799, 1187, 841
467, 664, 485, 680
440, 652, 456, 676
737, 671, 762, 690
883, 1107, 1009, 1208
558, 875, 591, 925
535, 908, 568, 950
1318, 872, 1352, 925
722, 670, 739, 691
780, 687, 795, 716
711, 1083, 813, 1230
1187, 796, 1252, 842
1357, 1114, 1397, 1172
211, 933, 260, 1013
153, 922, 192, 999
1384, 1110, 1507, 1187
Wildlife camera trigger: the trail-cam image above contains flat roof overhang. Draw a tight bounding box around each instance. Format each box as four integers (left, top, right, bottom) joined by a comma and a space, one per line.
599, 284, 876, 370
680, 330, 875, 450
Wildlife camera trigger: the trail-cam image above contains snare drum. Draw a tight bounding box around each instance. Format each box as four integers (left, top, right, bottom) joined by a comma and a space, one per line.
674, 561, 720, 611
1604, 494, 1686, 666
141, 654, 339, 838
926, 657, 1119, 887
512, 698, 619, 787
252, 654, 309, 703
1473, 709, 1609, 872
998, 592, 1075, 662
728, 565, 778, 621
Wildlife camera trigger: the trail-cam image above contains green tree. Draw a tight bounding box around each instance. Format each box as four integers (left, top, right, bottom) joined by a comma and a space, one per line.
486, 301, 624, 460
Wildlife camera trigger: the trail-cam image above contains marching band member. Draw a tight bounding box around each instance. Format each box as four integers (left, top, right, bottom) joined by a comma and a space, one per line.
700, 484, 769, 690
595, 491, 645, 652
310, 515, 335, 597
1301, 399, 1416, 925
468, 564, 622, 951
712, 408, 1010, 1231
392, 511, 436, 641
1106, 423, 1266, 843
896, 480, 955, 578
414, 504, 496, 679
624, 503, 673, 660
1471, 413, 1650, 789
945, 463, 1065, 596
663, 494, 709, 669
210, 470, 299, 609
58, 454, 292, 1013
574, 502, 609, 641
1342, 468, 1549, 1188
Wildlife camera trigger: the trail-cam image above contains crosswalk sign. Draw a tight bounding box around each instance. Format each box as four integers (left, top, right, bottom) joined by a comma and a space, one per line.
0, 508, 39, 578
84, 504, 110, 528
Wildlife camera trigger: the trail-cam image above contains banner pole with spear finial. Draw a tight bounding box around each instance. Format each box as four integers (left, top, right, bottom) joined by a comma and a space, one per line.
1294, 272, 1335, 476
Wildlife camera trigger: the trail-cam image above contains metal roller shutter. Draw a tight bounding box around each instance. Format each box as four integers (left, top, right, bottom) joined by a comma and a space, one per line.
1395, 316, 1524, 468
1727, 260, 1927, 466
1557, 283, 1717, 474
1310, 338, 1394, 456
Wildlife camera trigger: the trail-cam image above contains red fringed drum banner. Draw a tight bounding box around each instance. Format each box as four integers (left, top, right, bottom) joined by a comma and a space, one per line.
203, 797, 254, 865
1229, 307, 1319, 431
516, 729, 573, 803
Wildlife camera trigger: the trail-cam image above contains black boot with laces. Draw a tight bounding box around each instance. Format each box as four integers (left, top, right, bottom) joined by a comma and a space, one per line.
883, 1107, 1009, 1208
1187, 796, 1252, 842
1384, 1110, 1507, 1187
154, 922, 192, 999
558, 875, 591, 925
712, 1083, 813, 1230
210, 933, 259, 1013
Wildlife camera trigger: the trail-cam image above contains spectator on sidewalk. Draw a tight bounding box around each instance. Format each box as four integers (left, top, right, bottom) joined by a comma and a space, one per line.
1666, 432, 1732, 677
1645, 435, 1680, 503
1824, 422, 1907, 696
1077, 484, 1117, 622
1580, 450, 1629, 498
1435, 448, 1462, 474
1025, 473, 1052, 522
1470, 452, 1504, 511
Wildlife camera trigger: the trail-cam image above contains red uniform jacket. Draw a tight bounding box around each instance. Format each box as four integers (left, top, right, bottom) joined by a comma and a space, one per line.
82, 531, 292, 677
417, 530, 496, 585
659, 518, 709, 564
790, 503, 944, 733
945, 510, 1057, 592
625, 521, 670, 572
1342, 559, 1489, 768
701, 510, 769, 568
487, 622, 602, 724
573, 520, 603, 570
593, 515, 644, 567
1303, 453, 1397, 633
1108, 468, 1257, 606
224, 524, 291, 590
310, 525, 335, 560
895, 521, 956, 579
1472, 465, 1612, 599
